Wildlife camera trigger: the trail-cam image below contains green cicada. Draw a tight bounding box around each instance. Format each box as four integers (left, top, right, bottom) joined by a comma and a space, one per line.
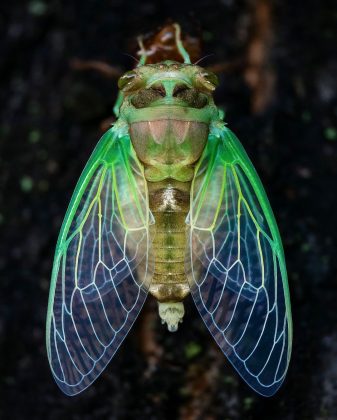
46, 24, 292, 397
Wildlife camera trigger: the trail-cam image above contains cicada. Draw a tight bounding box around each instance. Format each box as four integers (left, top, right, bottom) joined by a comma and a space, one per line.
46, 23, 292, 397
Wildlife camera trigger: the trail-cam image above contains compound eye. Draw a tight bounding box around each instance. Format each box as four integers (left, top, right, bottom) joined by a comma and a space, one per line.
195, 71, 219, 92
118, 71, 143, 92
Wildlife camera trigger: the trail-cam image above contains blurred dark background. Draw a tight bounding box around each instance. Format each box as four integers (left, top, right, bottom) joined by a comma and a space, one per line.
0, 0, 336, 419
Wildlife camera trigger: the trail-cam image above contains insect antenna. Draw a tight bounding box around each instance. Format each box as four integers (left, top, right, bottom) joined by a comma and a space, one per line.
122, 52, 140, 64
194, 53, 215, 65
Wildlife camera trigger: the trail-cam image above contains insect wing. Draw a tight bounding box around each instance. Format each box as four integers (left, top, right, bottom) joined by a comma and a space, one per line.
46, 128, 153, 395
186, 127, 292, 396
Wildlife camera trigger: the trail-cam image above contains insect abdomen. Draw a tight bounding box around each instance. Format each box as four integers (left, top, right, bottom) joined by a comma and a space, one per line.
148, 183, 190, 302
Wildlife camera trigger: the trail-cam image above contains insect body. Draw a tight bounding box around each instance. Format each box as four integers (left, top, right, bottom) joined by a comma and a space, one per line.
124, 62, 218, 331
46, 24, 292, 397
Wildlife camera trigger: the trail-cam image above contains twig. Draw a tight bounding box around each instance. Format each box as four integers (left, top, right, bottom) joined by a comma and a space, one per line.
69, 58, 123, 79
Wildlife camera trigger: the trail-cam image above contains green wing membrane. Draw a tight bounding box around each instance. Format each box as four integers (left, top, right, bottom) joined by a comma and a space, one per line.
46, 128, 153, 395
187, 126, 292, 396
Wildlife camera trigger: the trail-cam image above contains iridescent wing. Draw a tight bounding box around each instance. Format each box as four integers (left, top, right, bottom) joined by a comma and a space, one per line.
186, 126, 292, 396
46, 126, 153, 395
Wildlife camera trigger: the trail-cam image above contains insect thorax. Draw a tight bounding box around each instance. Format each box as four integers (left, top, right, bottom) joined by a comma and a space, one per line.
130, 118, 208, 182
120, 63, 218, 182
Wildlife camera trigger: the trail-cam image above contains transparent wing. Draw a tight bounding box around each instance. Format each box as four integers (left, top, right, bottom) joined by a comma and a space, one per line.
186, 126, 292, 396
46, 127, 153, 395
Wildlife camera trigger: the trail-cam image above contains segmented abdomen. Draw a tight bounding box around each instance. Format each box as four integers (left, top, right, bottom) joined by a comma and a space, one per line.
148, 184, 190, 302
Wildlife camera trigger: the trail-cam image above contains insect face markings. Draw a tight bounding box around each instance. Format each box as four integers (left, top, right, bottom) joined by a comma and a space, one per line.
118, 61, 218, 110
